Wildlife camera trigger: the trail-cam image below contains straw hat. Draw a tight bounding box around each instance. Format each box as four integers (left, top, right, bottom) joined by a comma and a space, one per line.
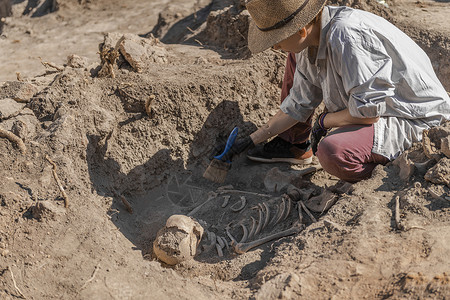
246, 0, 326, 53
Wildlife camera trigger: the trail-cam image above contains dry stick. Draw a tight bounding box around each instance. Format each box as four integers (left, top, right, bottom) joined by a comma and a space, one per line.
299, 201, 317, 223
8, 266, 26, 299
0, 127, 26, 153
41, 61, 64, 71
46, 155, 69, 208
394, 196, 402, 230
218, 189, 272, 198
80, 264, 100, 290
120, 195, 133, 214
233, 225, 303, 254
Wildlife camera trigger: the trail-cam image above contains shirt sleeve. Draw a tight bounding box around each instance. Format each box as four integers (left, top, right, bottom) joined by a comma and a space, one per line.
280, 54, 323, 122
330, 30, 395, 118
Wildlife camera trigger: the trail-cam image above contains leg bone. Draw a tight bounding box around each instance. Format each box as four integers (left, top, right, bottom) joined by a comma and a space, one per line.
233, 225, 304, 254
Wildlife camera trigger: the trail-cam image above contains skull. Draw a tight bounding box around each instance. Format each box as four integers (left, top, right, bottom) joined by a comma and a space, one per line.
153, 215, 204, 265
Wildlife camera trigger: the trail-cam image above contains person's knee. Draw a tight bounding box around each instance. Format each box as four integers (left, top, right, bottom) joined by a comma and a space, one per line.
316, 136, 360, 182
316, 136, 342, 168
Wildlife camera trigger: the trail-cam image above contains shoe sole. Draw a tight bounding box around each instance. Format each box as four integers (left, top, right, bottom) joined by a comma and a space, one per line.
247, 155, 313, 165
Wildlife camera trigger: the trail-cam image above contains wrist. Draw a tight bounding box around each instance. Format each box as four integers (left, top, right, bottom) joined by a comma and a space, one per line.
319, 112, 329, 130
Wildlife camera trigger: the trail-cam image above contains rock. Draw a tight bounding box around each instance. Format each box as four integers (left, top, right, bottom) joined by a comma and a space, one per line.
32, 201, 66, 221
0, 81, 38, 103
119, 38, 146, 72
425, 157, 450, 187
304, 189, 338, 213
67, 54, 89, 68
393, 151, 415, 181
441, 136, 450, 158
0, 98, 26, 120
1, 109, 40, 140
119, 35, 168, 72
153, 215, 204, 265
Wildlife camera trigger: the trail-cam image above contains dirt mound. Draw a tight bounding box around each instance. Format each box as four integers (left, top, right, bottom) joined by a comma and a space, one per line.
0, 0, 449, 299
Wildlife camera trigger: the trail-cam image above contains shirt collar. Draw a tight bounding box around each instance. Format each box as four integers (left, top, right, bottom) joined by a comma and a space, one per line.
316, 6, 345, 62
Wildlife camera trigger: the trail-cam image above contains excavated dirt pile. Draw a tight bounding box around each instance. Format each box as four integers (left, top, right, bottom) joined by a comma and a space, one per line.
0, 0, 449, 299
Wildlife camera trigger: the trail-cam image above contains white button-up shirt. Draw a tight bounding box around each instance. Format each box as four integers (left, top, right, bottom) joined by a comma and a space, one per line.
280, 6, 450, 159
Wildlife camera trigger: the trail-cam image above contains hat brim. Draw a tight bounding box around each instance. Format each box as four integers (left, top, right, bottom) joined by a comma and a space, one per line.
247, 0, 327, 54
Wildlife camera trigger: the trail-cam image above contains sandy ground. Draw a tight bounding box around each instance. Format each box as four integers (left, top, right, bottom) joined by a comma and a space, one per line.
0, 0, 449, 299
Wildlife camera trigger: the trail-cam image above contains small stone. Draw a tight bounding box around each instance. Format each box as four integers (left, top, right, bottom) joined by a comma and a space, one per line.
67, 54, 89, 68
0, 98, 26, 120
0, 81, 38, 102
1, 249, 9, 257
32, 201, 66, 221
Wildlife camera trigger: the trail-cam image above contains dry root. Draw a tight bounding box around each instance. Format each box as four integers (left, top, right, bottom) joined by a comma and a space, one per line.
0, 126, 26, 154
45, 156, 69, 208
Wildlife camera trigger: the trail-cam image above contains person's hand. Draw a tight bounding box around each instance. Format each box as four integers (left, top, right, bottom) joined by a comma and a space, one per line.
210, 136, 254, 161
311, 112, 328, 155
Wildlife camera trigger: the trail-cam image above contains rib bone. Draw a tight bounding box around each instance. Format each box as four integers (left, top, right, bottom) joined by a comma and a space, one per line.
226, 224, 237, 245
282, 195, 292, 221
255, 204, 264, 235
275, 197, 286, 225
248, 216, 257, 240
216, 243, 224, 257
231, 196, 247, 212
297, 202, 303, 224
239, 223, 249, 243
221, 195, 230, 208
262, 202, 270, 230
233, 225, 304, 254
299, 200, 317, 223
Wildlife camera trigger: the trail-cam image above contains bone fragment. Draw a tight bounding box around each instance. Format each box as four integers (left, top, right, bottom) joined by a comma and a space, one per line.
221, 195, 230, 208
299, 201, 317, 223
219, 236, 229, 250
187, 192, 217, 216
216, 236, 225, 248
218, 189, 271, 198
239, 223, 249, 243
233, 225, 304, 254
248, 217, 257, 240
255, 204, 264, 235
231, 196, 247, 212
297, 203, 303, 224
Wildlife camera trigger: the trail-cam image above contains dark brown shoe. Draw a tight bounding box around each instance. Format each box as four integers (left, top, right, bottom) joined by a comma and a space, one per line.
247, 137, 313, 164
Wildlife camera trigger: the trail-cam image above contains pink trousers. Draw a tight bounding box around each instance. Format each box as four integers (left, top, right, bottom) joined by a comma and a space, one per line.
279, 53, 389, 182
